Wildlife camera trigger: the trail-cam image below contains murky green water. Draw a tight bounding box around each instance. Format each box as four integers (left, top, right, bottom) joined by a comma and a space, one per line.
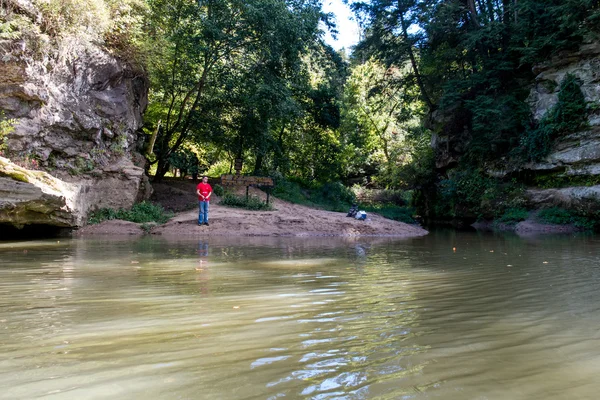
1, 232, 600, 399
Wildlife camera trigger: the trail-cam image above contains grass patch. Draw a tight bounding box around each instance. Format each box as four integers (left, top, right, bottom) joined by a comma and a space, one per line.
88, 201, 173, 224
272, 178, 355, 212
536, 207, 594, 229
219, 193, 273, 211
362, 204, 417, 224
497, 207, 529, 224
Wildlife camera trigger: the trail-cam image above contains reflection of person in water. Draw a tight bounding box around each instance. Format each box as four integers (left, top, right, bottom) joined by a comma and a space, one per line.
196, 241, 210, 295
353, 242, 369, 269
198, 241, 209, 257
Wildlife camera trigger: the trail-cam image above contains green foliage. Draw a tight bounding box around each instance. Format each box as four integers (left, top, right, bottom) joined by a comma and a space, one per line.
353, 0, 600, 189
35, 0, 108, 37
497, 208, 529, 224
433, 169, 527, 220
439, 170, 495, 218
272, 175, 417, 221
272, 178, 308, 204
140, 222, 154, 234
0, 13, 35, 40
205, 160, 233, 177
537, 207, 594, 229
219, 193, 273, 211
520, 74, 588, 161
145, 0, 330, 181
362, 204, 416, 224
272, 177, 355, 212
88, 201, 173, 224
212, 184, 224, 197
88, 207, 118, 224
352, 186, 409, 206
32, 0, 147, 51
463, 93, 530, 164
319, 181, 356, 206
168, 149, 198, 178
532, 173, 600, 189
339, 58, 422, 185
0, 113, 15, 156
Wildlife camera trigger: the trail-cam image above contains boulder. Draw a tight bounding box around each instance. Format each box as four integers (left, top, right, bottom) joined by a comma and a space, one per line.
0, 156, 77, 227
0, 156, 150, 228
525, 185, 600, 213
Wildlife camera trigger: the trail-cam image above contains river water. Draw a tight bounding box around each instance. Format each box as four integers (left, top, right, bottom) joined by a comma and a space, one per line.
1, 232, 600, 399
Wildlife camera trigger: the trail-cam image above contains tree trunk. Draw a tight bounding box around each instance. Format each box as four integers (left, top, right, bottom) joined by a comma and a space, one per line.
397, 1, 434, 110
466, 0, 480, 26
145, 120, 161, 156
502, 0, 512, 49
254, 153, 264, 175
154, 157, 170, 182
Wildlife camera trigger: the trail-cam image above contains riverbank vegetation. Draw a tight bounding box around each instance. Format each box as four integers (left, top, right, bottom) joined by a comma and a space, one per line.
88, 201, 173, 225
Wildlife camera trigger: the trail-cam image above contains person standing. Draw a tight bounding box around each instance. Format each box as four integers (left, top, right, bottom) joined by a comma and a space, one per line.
196, 175, 212, 226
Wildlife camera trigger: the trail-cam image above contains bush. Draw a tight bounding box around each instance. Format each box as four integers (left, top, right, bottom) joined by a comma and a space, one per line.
88, 207, 119, 224
363, 204, 416, 224
520, 74, 588, 162
537, 207, 593, 229
497, 208, 529, 224
318, 181, 356, 206
435, 169, 497, 218
353, 186, 408, 206
0, 112, 15, 155
272, 178, 355, 212
272, 179, 307, 204
212, 184, 224, 197
88, 201, 173, 224
431, 168, 527, 221
219, 193, 273, 211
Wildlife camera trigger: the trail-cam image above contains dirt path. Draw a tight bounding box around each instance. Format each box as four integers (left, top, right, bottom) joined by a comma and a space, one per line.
76, 179, 428, 238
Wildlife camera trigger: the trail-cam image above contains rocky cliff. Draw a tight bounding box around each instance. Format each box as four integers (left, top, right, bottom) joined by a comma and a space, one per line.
520, 42, 600, 212
0, 0, 151, 229
429, 41, 600, 218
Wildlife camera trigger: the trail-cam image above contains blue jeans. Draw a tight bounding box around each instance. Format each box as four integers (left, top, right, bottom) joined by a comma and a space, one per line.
198, 201, 210, 224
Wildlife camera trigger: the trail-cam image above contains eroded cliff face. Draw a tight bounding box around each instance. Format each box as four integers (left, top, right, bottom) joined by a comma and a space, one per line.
521, 42, 600, 211
0, 1, 151, 228
429, 42, 600, 215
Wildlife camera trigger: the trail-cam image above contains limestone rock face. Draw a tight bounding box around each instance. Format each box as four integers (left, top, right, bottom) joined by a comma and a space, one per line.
525, 185, 600, 214
0, 157, 77, 227
0, 1, 151, 228
523, 43, 600, 177
529, 43, 600, 125
0, 156, 151, 228
518, 43, 600, 212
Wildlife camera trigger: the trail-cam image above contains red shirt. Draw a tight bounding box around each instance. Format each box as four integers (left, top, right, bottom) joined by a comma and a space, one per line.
197, 182, 212, 201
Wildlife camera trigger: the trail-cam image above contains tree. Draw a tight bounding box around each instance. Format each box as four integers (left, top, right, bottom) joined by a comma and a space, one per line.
144, 0, 323, 180
340, 58, 422, 187
351, 0, 434, 110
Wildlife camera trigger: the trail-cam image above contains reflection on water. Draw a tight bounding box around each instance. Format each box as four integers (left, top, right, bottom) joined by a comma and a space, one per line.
1, 232, 600, 399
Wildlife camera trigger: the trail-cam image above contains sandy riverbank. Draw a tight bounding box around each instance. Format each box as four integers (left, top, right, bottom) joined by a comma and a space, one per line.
75, 180, 428, 238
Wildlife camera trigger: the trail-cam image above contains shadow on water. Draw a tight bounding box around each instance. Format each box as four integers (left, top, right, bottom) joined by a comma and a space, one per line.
0, 224, 72, 241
